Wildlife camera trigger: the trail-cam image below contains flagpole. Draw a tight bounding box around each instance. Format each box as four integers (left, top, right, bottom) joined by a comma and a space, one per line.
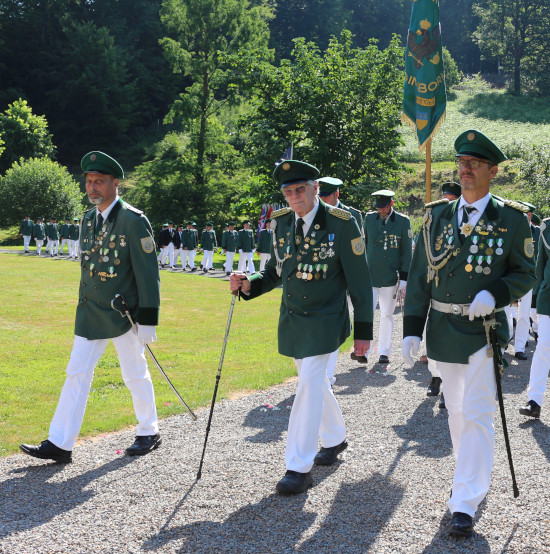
426, 139, 432, 203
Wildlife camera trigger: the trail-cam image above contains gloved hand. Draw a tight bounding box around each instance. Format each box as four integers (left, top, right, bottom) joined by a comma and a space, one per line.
137, 324, 157, 345
238, 249, 243, 254
468, 290, 496, 321
402, 336, 421, 368
398, 280, 407, 291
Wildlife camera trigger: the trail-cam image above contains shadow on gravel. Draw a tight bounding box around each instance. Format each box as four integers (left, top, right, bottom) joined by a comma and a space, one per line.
0, 457, 135, 539
519, 419, 550, 463
242, 395, 294, 444
296, 472, 404, 552
335, 367, 396, 396
402, 362, 432, 388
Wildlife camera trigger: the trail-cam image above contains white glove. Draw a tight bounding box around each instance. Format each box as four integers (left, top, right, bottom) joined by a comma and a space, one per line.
398, 280, 407, 291
238, 249, 243, 254
402, 336, 421, 368
137, 324, 157, 345
468, 290, 496, 321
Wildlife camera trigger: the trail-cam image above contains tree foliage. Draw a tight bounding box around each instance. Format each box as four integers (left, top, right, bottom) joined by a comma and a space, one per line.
0, 157, 82, 226
234, 31, 404, 208
0, 99, 56, 174
518, 145, 550, 218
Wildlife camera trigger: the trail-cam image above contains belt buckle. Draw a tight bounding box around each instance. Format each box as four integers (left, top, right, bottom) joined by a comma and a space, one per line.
450, 303, 462, 316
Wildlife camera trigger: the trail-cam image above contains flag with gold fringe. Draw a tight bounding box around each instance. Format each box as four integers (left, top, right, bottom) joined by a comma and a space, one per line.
402, 0, 446, 152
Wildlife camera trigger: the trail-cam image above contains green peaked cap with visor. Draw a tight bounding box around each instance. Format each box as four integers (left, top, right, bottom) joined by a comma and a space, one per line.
81, 151, 124, 179
454, 130, 507, 165
273, 160, 320, 187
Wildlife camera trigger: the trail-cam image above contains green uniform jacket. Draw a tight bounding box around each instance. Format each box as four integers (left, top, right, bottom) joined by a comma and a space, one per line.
256, 229, 273, 254
363, 210, 412, 288
221, 230, 237, 252
46, 223, 59, 240
60, 223, 70, 239
19, 219, 33, 235
531, 223, 540, 261
76, 199, 160, 340
181, 228, 198, 249
200, 229, 217, 250
242, 201, 373, 359
33, 223, 45, 240
404, 196, 536, 363
237, 229, 255, 252
68, 224, 80, 240
533, 219, 550, 316
339, 202, 363, 230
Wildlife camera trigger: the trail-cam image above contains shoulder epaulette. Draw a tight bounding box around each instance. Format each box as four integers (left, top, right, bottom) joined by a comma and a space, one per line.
329, 206, 352, 220
365, 210, 377, 215
425, 198, 449, 209
504, 200, 529, 213
271, 207, 292, 218
125, 204, 143, 215
395, 211, 410, 220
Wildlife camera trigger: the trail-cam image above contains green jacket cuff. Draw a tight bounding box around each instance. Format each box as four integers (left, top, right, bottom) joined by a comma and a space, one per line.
485, 280, 511, 309
403, 315, 425, 339
136, 307, 159, 326
354, 321, 373, 341
399, 271, 408, 281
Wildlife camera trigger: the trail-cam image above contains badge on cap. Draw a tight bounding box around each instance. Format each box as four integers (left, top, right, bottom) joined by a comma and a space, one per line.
282, 162, 290, 170
467, 132, 475, 141
90, 154, 97, 161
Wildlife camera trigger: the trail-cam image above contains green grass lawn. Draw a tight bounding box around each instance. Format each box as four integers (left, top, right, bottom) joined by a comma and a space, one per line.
0, 253, 312, 456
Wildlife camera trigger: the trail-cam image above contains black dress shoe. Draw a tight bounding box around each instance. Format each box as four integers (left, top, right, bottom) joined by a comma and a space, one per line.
449, 512, 473, 537
378, 355, 389, 364
191, 267, 197, 272
125, 434, 162, 456
427, 376, 442, 396
439, 392, 446, 410
519, 399, 541, 418
275, 470, 313, 495
314, 440, 348, 466
19, 440, 72, 463
350, 352, 368, 364
515, 351, 528, 361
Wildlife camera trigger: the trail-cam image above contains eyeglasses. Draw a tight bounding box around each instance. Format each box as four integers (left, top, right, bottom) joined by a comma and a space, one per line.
455, 158, 493, 170
282, 184, 307, 197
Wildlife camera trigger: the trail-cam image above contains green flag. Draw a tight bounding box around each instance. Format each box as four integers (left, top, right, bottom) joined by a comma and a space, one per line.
402, 0, 446, 152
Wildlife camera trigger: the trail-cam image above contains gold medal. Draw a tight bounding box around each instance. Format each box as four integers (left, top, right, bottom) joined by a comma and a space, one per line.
314, 273, 320, 280
109, 242, 115, 248
114, 259, 121, 265
485, 248, 494, 255
307, 273, 313, 281
465, 264, 473, 272
90, 270, 94, 277
296, 271, 302, 279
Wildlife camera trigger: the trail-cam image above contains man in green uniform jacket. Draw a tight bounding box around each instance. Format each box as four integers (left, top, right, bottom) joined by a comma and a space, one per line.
256, 218, 273, 271
402, 130, 536, 537
200, 221, 217, 272
68, 217, 80, 259
519, 217, 550, 419
33, 217, 46, 255
46, 217, 60, 256
237, 220, 256, 273
318, 176, 363, 229
181, 221, 199, 271
59, 218, 71, 255
230, 160, 373, 495
20, 151, 162, 463
222, 221, 238, 275
364, 190, 412, 364
19, 215, 34, 253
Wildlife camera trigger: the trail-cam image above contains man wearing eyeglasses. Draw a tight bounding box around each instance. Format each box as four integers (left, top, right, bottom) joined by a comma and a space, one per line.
230, 160, 373, 495
402, 130, 536, 537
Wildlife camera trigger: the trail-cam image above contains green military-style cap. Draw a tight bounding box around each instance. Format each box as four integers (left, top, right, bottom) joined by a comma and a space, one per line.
206, 221, 214, 226
519, 200, 536, 212
273, 160, 320, 187
81, 151, 124, 179
441, 181, 461, 198
227, 221, 235, 226
73, 217, 79, 221
371, 189, 395, 208
532, 213, 541, 226
454, 130, 507, 165
318, 176, 343, 197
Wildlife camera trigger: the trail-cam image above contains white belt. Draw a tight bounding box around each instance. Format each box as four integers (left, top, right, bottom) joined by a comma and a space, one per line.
430, 299, 504, 317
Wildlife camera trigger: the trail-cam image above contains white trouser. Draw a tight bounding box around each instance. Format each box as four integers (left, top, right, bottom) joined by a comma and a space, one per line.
158, 247, 165, 261
527, 314, 550, 406
286, 349, 346, 473
161, 243, 175, 266
69, 240, 79, 258
515, 290, 533, 352
370, 286, 398, 356
182, 249, 197, 269
47, 239, 59, 255
428, 358, 440, 378
531, 309, 538, 334
238, 251, 255, 273
505, 305, 517, 339
224, 251, 236, 273
35, 239, 44, 255
60, 238, 70, 254
259, 253, 271, 271
202, 250, 214, 269
23, 235, 31, 251
436, 346, 496, 517
172, 248, 182, 267
48, 329, 159, 451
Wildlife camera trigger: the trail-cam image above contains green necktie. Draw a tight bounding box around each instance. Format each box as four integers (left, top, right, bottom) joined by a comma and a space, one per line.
295, 218, 304, 245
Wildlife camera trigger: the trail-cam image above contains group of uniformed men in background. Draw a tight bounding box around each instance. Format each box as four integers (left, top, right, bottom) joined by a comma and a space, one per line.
17, 130, 550, 540
19, 215, 81, 258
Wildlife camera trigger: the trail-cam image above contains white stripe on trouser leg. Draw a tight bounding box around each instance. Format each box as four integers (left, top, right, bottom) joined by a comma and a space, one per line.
527, 314, 550, 406
285, 349, 345, 473
49, 336, 109, 450
112, 329, 158, 436
436, 346, 496, 517
514, 290, 532, 352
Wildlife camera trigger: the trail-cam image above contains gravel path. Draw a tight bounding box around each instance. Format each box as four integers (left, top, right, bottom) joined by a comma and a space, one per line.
1, 277, 550, 552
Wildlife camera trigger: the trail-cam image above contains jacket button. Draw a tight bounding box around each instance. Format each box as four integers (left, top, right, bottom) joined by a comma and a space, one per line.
304, 312, 309, 316
303, 295, 307, 299
289, 310, 293, 314
287, 294, 291, 298
287, 277, 291, 281
449, 273, 453, 277
446, 293, 450, 297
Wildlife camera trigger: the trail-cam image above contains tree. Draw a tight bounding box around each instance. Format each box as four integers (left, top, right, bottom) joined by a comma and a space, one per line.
0, 99, 56, 174
473, 0, 548, 95
518, 145, 550, 218
0, 157, 81, 226
235, 32, 405, 207
159, 0, 272, 194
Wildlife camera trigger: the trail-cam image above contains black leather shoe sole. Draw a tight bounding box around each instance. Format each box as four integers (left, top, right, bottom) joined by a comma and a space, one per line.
275, 471, 313, 495
19, 442, 72, 463
125, 435, 162, 456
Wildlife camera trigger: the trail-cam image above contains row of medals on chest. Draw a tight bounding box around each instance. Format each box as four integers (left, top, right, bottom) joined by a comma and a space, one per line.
381, 230, 400, 249
82, 223, 126, 279
436, 220, 506, 275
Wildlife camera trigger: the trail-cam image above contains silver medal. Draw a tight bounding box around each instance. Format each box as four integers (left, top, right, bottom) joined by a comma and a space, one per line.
469, 245, 478, 254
